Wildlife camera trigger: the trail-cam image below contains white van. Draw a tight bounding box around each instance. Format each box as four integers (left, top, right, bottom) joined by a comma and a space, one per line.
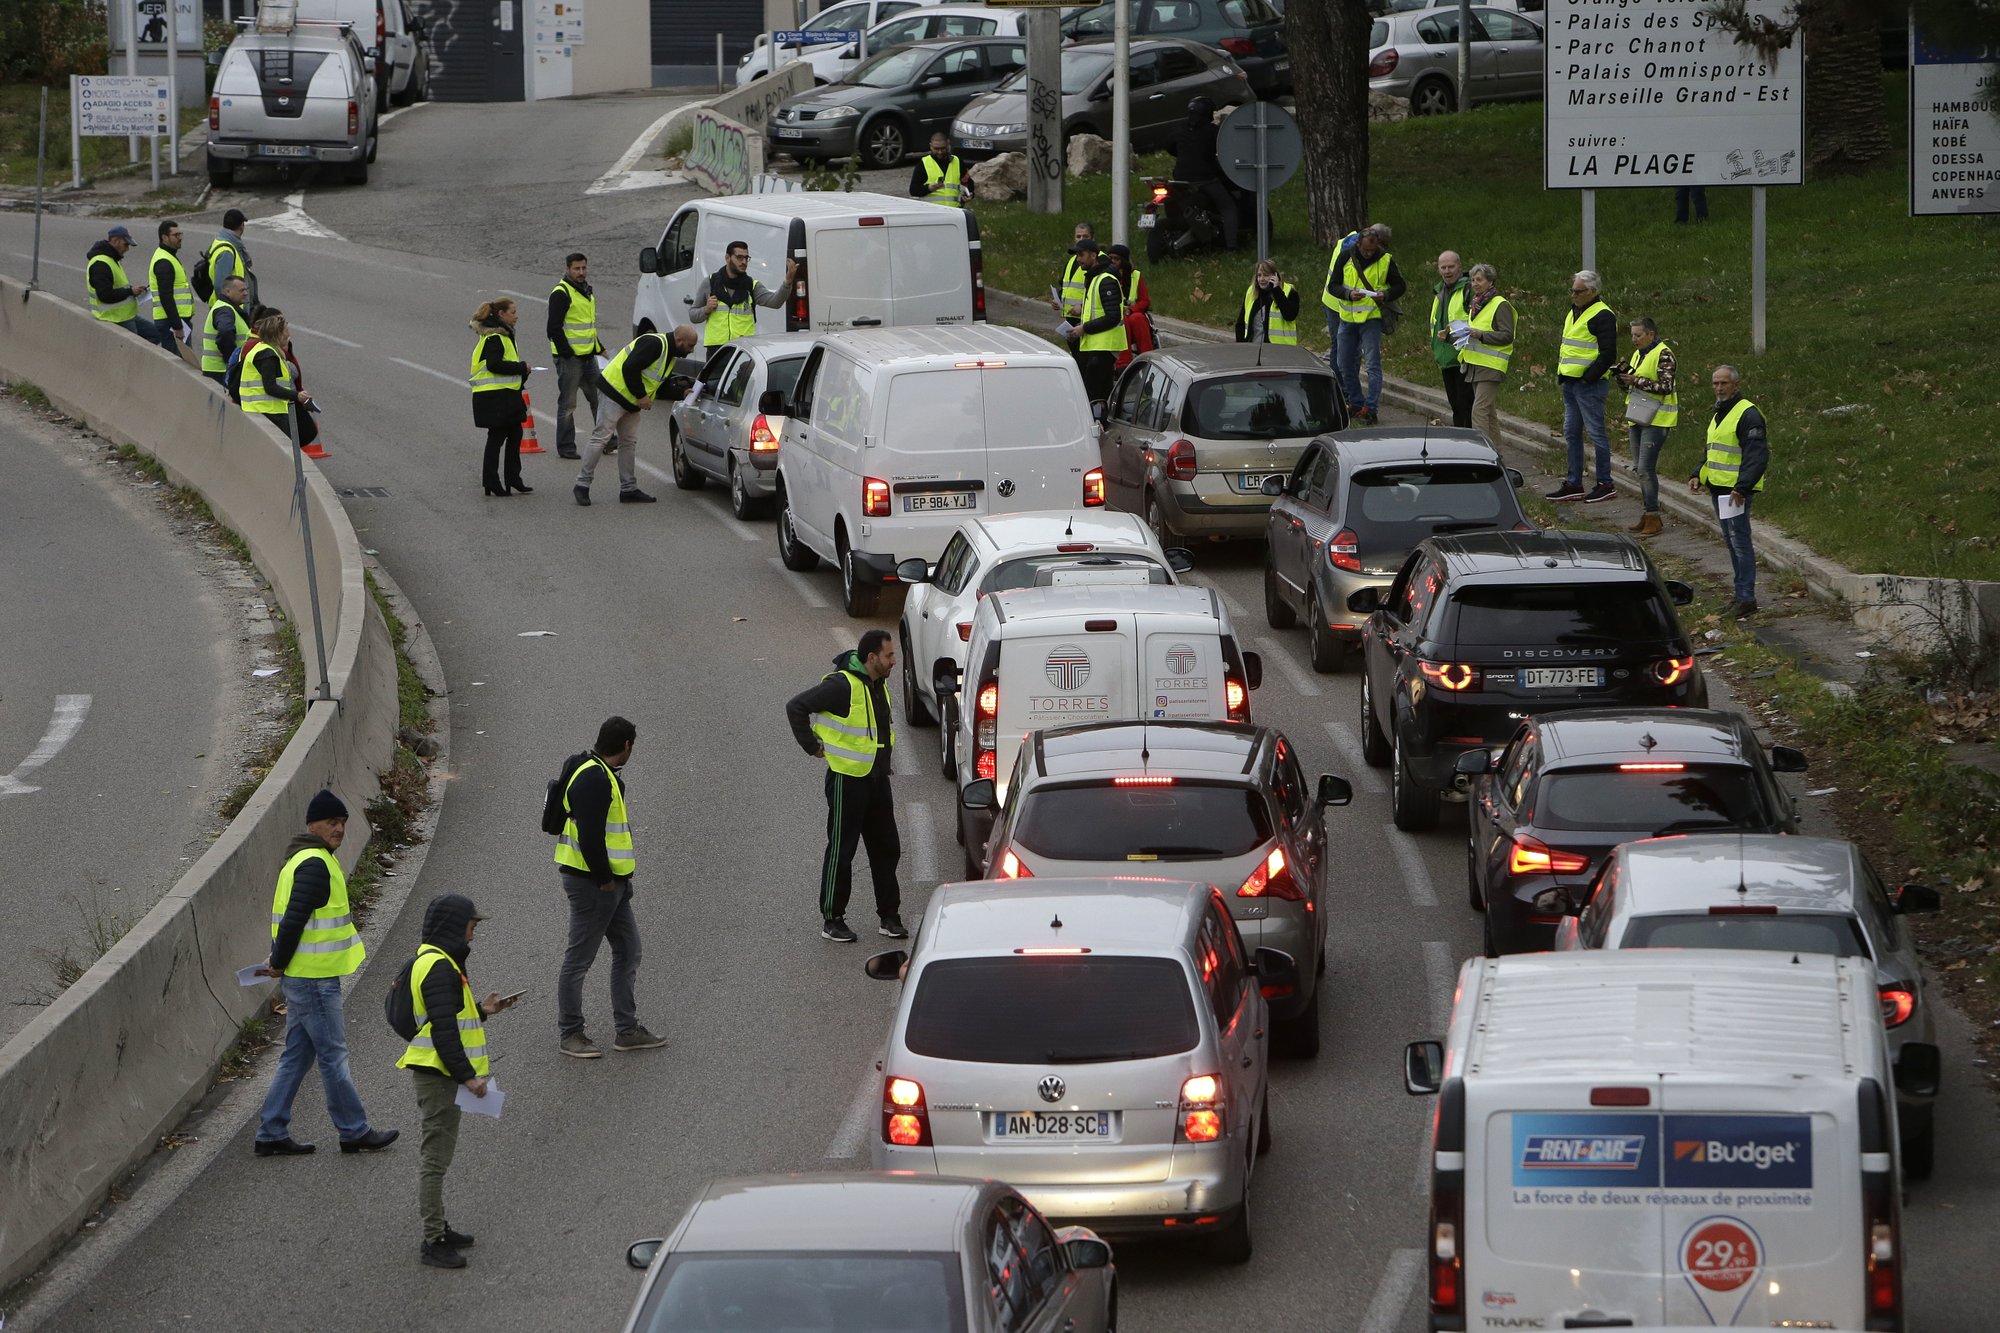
1402, 950, 1939, 1333
632, 192, 984, 347
770, 325, 1103, 615
290, 0, 428, 110
947, 583, 1262, 855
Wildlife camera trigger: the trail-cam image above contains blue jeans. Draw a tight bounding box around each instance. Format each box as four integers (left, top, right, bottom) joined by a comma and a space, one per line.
1560, 377, 1613, 486
1629, 423, 1667, 512
1332, 317, 1383, 414
1713, 490, 1757, 602
116, 315, 177, 354
258, 975, 372, 1143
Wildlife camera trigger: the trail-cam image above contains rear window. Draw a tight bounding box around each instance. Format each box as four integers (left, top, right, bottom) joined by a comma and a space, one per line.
635, 1252, 965, 1333
252, 49, 331, 89
1184, 373, 1344, 440
765, 355, 807, 401
1012, 781, 1272, 860
1450, 582, 1679, 647
1348, 464, 1515, 543
1371, 18, 1388, 44
1535, 766, 1769, 834
905, 956, 1200, 1062
1616, 913, 1870, 957
981, 555, 1170, 595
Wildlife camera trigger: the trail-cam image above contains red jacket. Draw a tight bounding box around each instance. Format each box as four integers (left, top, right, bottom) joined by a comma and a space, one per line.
1115, 273, 1155, 369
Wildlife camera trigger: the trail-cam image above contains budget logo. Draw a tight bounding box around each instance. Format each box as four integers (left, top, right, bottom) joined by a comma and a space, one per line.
1664, 1116, 1813, 1190
1044, 645, 1091, 691
1164, 643, 1200, 675
1520, 1134, 1650, 1172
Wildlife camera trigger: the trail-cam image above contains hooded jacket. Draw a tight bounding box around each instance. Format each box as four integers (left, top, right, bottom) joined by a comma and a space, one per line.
414, 894, 482, 1083
269, 831, 335, 971
785, 650, 893, 778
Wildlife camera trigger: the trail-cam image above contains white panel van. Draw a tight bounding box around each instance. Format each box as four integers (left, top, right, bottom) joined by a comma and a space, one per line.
632, 191, 984, 346
1402, 950, 1939, 1333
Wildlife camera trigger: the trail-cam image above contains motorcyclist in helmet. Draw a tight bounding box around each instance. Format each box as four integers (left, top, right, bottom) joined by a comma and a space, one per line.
1168, 97, 1239, 252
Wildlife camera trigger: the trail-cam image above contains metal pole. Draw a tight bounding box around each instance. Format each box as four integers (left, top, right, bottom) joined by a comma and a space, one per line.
1580, 188, 1596, 272
127, 0, 140, 163
1025, 8, 1063, 216
286, 406, 335, 703
717, 33, 724, 92
32, 88, 48, 292
151, 132, 160, 192
1457, 0, 1472, 112
1110, 0, 1130, 246
166, 0, 179, 175
1254, 106, 1269, 263
1751, 185, 1767, 354
71, 76, 83, 191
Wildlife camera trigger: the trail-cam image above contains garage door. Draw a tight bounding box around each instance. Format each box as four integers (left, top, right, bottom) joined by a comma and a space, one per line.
410, 0, 526, 102
653, 0, 765, 67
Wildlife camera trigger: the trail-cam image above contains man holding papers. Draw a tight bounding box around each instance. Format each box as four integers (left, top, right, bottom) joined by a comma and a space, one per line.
1690, 364, 1769, 619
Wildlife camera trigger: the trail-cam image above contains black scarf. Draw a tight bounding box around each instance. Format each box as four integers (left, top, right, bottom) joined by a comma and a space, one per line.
709, 263, 753, 307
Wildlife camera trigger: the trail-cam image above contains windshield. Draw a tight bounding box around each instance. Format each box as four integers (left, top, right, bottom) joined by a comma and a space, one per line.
1183, 373, 1345, 440
1536, 766, 1769, 833
1616, 913, 1871, 957
1012, 782, 1271, 860
635, 1252, 965, 1333
999, 49, 1113, 94
1348, 464, 1518, 548
851, 46, 931, 86
906, 956, 1199, 1062
1450, 582, 1680, 647
806, 3, 866, 31
981, 554, 1171, 595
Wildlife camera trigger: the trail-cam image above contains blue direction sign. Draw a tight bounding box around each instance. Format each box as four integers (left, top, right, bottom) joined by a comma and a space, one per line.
774, 29, 862, 44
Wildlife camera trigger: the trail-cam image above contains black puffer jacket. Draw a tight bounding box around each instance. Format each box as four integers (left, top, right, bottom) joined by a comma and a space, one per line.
415, 894, 483, 1083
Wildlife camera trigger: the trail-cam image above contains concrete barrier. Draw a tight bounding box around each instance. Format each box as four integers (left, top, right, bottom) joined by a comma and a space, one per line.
670, 61, 814, 197
0, 278, 399, 1292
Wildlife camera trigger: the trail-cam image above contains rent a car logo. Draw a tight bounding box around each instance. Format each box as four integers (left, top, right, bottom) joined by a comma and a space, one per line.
1520, 1132, 1650, 1172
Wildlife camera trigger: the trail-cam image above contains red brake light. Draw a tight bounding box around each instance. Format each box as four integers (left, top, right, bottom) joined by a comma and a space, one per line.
858, 216, 885, 226
1868, 1220, 1899, 1315
1590, 1087, 1652, 1107
1178, 1073, 1223, 1139
1113, 775, 1174, 786
998, 849, 1032, 879
1879, 987, 1915, 1027
1368, 48, 1399, 77
749, 415, 779, 451
1327, 527, 1360, 573
1219, 36, 1255, 55
1419, 661, 1478, 691
1182, 1109, 1222, 1141
347, 100, 360, 136
1056, 543, 1096, 553
1225, 676, 1247, 720
209, 95, 220, 131
977, 683, 998, 717
1507, 835, 1590, 877
1431, 1210, 1461, 1314
1237, 846, 1304, 901
1017, 945, 1090, 955
1654, 655, 1695, 685
1082, 467, 1105, 507
1151, 184, 1169, 202
882, 1076, 930, 1146
863, 477, 891, 517
970, 241, 986, 321
976, 750, 996, 780
1165, 439, 1197, 482
1618, 762, 1685, 771
955, 621, 972, 642
1708, 904, 1779, 915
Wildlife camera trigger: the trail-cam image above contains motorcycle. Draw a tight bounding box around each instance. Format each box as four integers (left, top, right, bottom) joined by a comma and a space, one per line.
1137, 176, 1273, 262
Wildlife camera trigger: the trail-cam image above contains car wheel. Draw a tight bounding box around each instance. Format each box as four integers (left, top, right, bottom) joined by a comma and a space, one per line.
207, 161, 234, 188
1466, 826, 1486, 911
1392, 724, 1440, 833
776, 485, 819, 571
839, 539, 881, 617
669, 424, 705, 490
1412, 75, 1457, 117
345, 158, 369, 185
940, 697, 959, 780
374, 75, 390, 116
1902, 1107, 1935, 1180
901, 628, 937, 728
728, 459, 764, 519
860, 116, 907, 169
1359, 674, 1390, 768
1308, 593, 1350, 673
1256, 1087, 1273, 1157
1277, 981, 1321, 1059
1144, 490, 1173, 546
1207, 1152, 1254, 1264
1263, 565, 1296, 629
1482, 911, 1499, 959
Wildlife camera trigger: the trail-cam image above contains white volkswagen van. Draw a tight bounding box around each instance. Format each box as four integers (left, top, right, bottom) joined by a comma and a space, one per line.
1402, 950, 1938, 1333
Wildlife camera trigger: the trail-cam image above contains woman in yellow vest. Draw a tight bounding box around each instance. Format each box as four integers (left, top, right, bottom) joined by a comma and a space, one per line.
1457, 263, 1515, 448
1616, 316, 1678, 536
1237, 258, 1299, 345
469, 298, 533, 497
238, 312, 317, 448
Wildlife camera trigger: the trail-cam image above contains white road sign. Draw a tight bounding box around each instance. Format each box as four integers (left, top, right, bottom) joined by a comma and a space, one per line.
1909, 28, 1999, 215
73, 75, 172, 137
1544, 0, 1802, 189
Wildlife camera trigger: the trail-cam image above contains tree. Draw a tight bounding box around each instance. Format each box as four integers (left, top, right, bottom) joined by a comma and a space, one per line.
1285, 0, 1375, 248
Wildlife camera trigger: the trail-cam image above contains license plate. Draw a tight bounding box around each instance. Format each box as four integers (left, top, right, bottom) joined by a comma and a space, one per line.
260, 145, 311, 158
1521, 667, 1604, 688
903, 492, 976, 513
964, 137, 991, 150
774, 127, 803, 139
1137, 213, 1157, 229
1238, 472, 1269, 491
993, 1110, 1110, 1139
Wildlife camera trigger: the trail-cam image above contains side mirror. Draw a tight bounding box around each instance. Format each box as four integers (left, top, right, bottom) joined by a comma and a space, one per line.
1260, 475, 1284, 497
1242, 650, 1263, 691
1664, 579, 1696, 606
1533, 886, 1578, 916
960, 778, 996, 811
1893, 883, 1941, 914
1062, 1235, 1113, 1271
921, 74, 944, 87
757, 388, 789, 416
896, 557, 932, 584
1346, 586, 1382, 615
638, 246, 659, 275
1316, 773, 1352, 807
1165, 547, 1194, 574
1895, 1041, 1941, 1098
365, 45, 380, 59
1089, 84, 1111, 102
1768, 744, 1808, 773
627, 1239, 665, 1270
1404, 1039, 1444, 1096
1453, 749, 1494, 777
932, 660, 961, 700
863, 949, 909, 980
1505, 466, 1524, 488
1252, 946, 1298, 1002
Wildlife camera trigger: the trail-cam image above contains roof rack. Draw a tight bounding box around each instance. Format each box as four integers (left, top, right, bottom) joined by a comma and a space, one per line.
238, 2, 354, 36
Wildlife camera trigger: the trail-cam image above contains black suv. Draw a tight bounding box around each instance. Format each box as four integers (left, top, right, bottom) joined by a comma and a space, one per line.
1463, 708, 1807, 955
1348, 530, 1706, 832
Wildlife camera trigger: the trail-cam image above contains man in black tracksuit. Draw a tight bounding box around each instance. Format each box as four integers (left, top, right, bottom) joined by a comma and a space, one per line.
786, 630, 905, 944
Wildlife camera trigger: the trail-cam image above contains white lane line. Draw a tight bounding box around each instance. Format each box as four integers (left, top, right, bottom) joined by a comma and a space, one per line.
1390, 831, 1439, 908
770, 555, 831, 608
378, 101, 432, 126
12, 253, 85, 272
1359, 1248, 1425, 1333
388, 355, 464, 388
1423, 939, 1456, 1033
500, 289, 547, 304
1252, 636, 1320, 697
0, 694, 92, 797
1321, 720, 1386, 794
695, 495, 763, 543
830, 627, 858, 648
586, 105, 691, 195
826, 981, 904, 1161
906, 801, 938, 883
251, 191, 346, 242
291, 323, 362, 348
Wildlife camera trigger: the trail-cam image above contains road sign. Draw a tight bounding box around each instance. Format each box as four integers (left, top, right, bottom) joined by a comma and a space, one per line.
1909, 25, 2000, 215
1218, 101, 1301, 262
72, 75, 171, 137
774, 29, 860, 44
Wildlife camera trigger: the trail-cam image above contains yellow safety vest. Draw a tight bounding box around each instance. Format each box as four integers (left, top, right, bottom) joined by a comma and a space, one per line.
702, 284, 758, 347
602, 336, 676, 404
1623, 341, 1678, 427
201, 298, 244, 374
1458, 295, 1513, 374
1701, 398, 1764, 492
396, 945, 490, 1078
1324, 239, 1392, 323
1558, 300, 1611, 378
270, 847, 365, 978
1242, 281, 1297, 345
812, 670, 893, 778
469, 330, 524, 394
1077, 270, 1129, 354
239, 346, 294, 416
86, 253, 138, 323
208, 234, 246, 282
920, 154, 964, 207
549, 278, 598, 357
149, 247, 194, 321
1430, 280, 1468, 366
553, 755, 636, 876
1059, 255, 1087, 316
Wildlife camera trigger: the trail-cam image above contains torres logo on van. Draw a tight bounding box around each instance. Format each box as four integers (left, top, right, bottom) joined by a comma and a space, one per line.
1044, 646, 1091, 690
1164, 643, 1200, 675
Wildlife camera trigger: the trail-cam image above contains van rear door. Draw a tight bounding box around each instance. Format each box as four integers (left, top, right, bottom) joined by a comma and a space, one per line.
809, 213, 973, 330
1138, 621, 1226, 721
978, 365, 1095, 515
994, 627, 1135, 800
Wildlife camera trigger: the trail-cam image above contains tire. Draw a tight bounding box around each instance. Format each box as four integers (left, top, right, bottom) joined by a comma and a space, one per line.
207, 162, 234, 189
940, 698, 959, 780
839, 539, 881, 617
1145, 223, 1170, 264
860, 116, 908, 169
1144, 490, 1174, 547
1392, 725, 1441, 833
963, 846, 984, 879
1263, 565, 1296, 629
1466, 830, 1486, 911
900, 628, 937, 728
346, 158, 369, 185
1411, 76, 1456, 116
374, 72, 390, 116
776, 486, 819, 571
728, 460, 764, 519
1482, 912, 1499, 959
669, 424, 705, 491
1307, 593, 1349, 674
1277, 982, 1322, 1059
365, 131, 378, 164
1208, 1153, 1254, 1264
1256, 1088, 1273, 1156
1902, 1108, 1935, 1181
1359, 673, 1391, 769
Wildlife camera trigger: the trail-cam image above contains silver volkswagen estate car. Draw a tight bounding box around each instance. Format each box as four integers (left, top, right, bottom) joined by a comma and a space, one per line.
863, 878, 1298, 1263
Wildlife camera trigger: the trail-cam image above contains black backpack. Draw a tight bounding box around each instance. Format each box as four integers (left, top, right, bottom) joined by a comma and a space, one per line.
190, 250, 214, 302
541, 751, 593, 835
384, 956, 419, 1040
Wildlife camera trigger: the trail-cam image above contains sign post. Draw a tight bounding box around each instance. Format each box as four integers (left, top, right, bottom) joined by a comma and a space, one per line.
71, 74, 172, 190
1111, 0, 1130, 245
1218, 101, 1302, 264
1908, 23, 2000, 217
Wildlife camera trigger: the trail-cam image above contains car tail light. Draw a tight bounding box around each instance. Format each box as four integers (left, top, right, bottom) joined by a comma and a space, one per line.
1164, 439, 1198, 482
1083, 467, 1105, 507
1653, 655, 1695, 685
975, 675, 998, 780
1220, 36, 1255, 55
790, 269, 809, 329
1708, 904, 1779, 915
1507, 835, 1590, 877
1225, 675, 1248, 722
1151, 183, 1169, 203
749, 415, 779, 452
1238, 846, 1305, 901
347, 100, 360, 136
376, 7, 386, 53
970, 240, 987, 322
1418, 660, 1478, 691
1368, 48, 1399, 77
1113, 775, 1174, 786
1879, 986, 1915, 1028
1590, 1086, 1652, 1107
209, 96, 220, 131
863, 476, 891, 517
883, 1076, 931, 1146
1177, 1074, 1223, 1142
955, 621, 972, 642
1430, 1176, 1463, 1318
1618, 761, 1685, 771
997, 849, 1032, 879
976, 750, 996, 780
1327, 527, 1360, 572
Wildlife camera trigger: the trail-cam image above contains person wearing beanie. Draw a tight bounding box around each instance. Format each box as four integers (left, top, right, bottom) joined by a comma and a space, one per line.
209, 208, 258, 309
397, 893, 518, 1269
251, 789, 399, 1157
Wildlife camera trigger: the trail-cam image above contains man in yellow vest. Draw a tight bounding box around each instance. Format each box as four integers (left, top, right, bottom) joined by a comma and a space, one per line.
692, 240, 797, 351
251, 789, 399, 1157
553, 716, 665, 1058
1322, 223, 1405, 424
576, 323, 699, 506
1617, 316, 1678, 536
85, 225, 174, 351
786, 630, 905, 944
547, 252, 603, 460
1429, 250, 1472, 428
1064, 238, 1127, 412
1048, 221, 1096, 322
1688, 364, 1768, 618
910, 132, 973, 207
200, 275, 250, 388
1546, 269, 1619, 504
398, 892, 517, 1269
208, 208, 257, 309
146, 219, 195, 353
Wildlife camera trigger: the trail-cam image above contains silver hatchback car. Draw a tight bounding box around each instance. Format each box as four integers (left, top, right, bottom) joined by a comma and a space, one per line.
206, 19, 379, 187
864, 878, 1296, 1262
668, 333, 817, 520
1367, 5, 1545, 116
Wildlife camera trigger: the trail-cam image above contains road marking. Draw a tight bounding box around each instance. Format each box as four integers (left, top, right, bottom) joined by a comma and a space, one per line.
695, 494, 763, 543
905, 801, 938, 883
769, 555, 830, 608
1252, 636, 1320, 697
586, 105, 691, 196
291, 324, 362, 348
0, 694, 91, 797
1321, 720, 1386, 794
1359, 1248, 1425, 1333
378, 101, 432, 127
829, 627, 858, 648
388, 355, 463, 388
500, 289, 546, 304
11, 252, 84, 272
251, 191, 346, 243
1423, 939, 1456, 1032
1390, 830, 1439, 908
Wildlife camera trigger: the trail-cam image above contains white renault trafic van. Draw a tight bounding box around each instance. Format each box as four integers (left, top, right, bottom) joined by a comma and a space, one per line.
632, 191, 984, 346
1402, 949, 1938, 1333
771, 325, 1103, 615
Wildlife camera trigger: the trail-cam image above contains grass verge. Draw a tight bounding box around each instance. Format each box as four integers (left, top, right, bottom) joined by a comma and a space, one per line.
0, 84, 210, 187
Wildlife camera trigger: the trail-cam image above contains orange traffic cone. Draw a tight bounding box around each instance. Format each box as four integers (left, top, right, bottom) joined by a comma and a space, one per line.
301, 434, 330, 460
519, 391, 545, 454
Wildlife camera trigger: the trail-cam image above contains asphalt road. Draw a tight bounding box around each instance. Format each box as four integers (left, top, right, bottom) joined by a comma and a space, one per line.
3, 95, 1996, 1331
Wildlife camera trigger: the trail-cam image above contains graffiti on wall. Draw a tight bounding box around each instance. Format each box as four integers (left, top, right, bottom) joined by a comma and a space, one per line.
686, 107, 762, 195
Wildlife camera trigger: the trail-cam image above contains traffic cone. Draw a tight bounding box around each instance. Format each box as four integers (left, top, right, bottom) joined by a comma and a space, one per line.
301, 433, 330, 460
519, 391, 545, 454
